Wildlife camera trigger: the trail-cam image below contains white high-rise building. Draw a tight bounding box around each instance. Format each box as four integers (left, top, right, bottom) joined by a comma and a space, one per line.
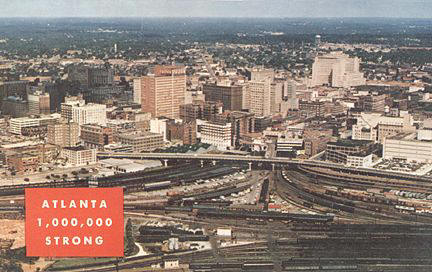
133, 78, 142, 104
247, 78, 272, 117
311, 52, 366, 88
61, 100, 107, 126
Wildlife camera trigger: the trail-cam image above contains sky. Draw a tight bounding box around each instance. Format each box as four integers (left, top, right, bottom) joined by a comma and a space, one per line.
0, 0, 431, 18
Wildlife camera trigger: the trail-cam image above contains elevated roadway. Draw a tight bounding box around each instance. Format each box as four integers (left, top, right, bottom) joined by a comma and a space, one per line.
97, 152, 430, 182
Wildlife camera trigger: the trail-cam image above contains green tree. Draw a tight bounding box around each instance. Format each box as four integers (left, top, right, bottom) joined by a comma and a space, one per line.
124, 219, 135, 256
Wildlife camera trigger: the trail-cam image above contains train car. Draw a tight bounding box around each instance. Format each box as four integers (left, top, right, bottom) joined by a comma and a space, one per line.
136, 235, 170, 243
144, 181, 171, 191
395, 205, 415, 212
216, 262, 242, 269
164, 206, 193, 213
243, 262, 274, 270
178, 235, 209, 242
189, 263, 214, 270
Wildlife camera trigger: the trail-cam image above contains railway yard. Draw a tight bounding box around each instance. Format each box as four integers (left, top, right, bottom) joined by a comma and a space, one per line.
1, 160, 432, 271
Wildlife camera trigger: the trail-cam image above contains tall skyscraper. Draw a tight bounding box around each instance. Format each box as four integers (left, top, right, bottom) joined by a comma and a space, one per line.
141, 65, 186, 119
311, 52, 365, 88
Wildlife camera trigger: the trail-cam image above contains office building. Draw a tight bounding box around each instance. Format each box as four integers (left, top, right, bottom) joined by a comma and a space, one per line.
183, 121, 197, 145
68, 65, 114, 87
203, 84, 243, 111
216, 111, 255, 147
246, 79, 272, 116
254, 116, 272, 132
197, 120, 232, 151
311, 52, 366, 88
141, 65, 186, 119
80, 124, 113, 149
150, 118, 168, 141
270, 81, 284, 114
180, 100, 223, 122
299, 101, 326, 118
0, 81, 29, 107
84, 85, 125, 104
352, 113, 415, 143
383, 132, 432, 163
133, 78, 142, 104
326, 139, 375, 166
1, 96, 28, 117
303, 128, 333, 157
117, 131, 164, 152
61, 99, 107, 126
47, 120, 80, 147
61, 146, 97, 166
28, 91, 50, 115
166, 120, 197, 145
7, 153, 40, 174
10, 114, 61, 135
358, 94, 386, 113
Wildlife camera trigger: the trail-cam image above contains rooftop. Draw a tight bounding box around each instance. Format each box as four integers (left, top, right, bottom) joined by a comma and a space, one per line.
63, 146, 94, 152
118, 131, 162, 140
329, 139, 372, 147
388, 132, 418, 141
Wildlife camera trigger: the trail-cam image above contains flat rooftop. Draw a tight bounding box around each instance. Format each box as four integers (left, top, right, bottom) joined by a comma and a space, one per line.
388, 132, 417, 141
328, 139, 372, 147
118, 131, 162, 140
63, 146, 92, 151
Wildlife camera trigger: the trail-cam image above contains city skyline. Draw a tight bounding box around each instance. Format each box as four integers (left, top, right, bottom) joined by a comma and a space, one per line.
0, 0, 431, 18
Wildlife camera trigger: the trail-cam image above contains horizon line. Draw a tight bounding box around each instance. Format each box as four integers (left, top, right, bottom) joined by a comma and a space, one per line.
0, 16, 431, 20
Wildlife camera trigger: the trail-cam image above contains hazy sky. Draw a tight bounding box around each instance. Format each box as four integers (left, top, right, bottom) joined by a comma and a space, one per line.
0, 0, 431, 18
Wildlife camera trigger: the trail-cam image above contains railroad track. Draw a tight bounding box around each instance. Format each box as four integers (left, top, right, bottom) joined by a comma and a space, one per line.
276, 169, 432, 224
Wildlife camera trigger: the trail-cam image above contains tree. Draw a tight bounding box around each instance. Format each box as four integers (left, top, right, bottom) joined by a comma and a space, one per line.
124, 219, 135, 256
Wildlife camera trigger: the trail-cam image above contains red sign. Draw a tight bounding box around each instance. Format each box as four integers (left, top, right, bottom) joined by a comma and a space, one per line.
25, 188, 124, 257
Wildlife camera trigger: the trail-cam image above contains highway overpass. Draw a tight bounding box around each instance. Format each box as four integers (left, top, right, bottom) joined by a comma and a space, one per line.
97, 152, 430, 182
